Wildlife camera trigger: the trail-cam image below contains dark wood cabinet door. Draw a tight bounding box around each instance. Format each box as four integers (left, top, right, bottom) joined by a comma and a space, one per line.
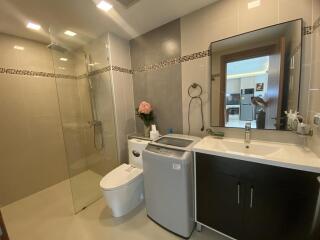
242, 181, 292, 240
196, 155, 244, 239
243, 176, 320, 240
196, 153, 320, 240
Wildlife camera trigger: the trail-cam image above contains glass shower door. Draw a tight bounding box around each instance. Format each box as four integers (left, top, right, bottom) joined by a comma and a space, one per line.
50, 36, 119, 213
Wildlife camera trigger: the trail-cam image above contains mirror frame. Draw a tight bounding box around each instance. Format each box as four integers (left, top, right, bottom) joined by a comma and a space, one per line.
209, 18, 303, 131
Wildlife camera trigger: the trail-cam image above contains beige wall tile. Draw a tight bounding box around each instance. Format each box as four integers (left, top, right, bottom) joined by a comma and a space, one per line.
279, 0, 313, 25
311, 22, 320, 89
56, 78, 82, 122
314, 0, 320, 21
23, 76, 61, 118
0, 33, 54, 73
109, 32, 136, 164
238, 0, 278, 34
181, 57, 211, 136
309, 90, 320, 112
62, 129, 87, 177
0, 73, 68, 206
303, 33, 312, 65
309, 127, 320, 157
299, 64, 311, 118
181, 0, 238, 55
51, 50, 77, 76
308, 1, 320, 157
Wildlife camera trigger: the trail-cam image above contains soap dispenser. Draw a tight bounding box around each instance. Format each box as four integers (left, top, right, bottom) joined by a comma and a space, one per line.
150, 124, 160, 140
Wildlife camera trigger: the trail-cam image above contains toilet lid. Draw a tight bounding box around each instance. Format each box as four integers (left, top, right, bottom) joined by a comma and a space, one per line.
100, 164, 143, 191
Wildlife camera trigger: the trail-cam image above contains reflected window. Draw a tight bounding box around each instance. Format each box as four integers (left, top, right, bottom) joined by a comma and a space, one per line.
225, 56, 269, 129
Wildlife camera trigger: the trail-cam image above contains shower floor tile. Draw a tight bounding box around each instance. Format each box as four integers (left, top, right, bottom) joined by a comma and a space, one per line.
1, 180, 227, 240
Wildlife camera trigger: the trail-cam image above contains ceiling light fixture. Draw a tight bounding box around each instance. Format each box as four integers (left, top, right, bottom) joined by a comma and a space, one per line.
96, 1, 113, 12
60, 57, 68, 62
26, 22, 41, 30
14, 45, 24, 50
64, 30, 77, 37
248, 0, 261, 9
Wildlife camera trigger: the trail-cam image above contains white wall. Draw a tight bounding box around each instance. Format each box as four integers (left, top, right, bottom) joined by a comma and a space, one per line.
307, 1, 320, 157
108, 33, 136, 164
180, 0, 315, 143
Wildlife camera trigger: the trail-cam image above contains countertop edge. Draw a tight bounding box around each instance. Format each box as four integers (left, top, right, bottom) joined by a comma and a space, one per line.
192, 147, 320, 174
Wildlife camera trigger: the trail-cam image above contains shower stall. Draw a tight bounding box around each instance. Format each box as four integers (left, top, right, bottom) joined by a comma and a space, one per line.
49, 36, 119, 213
0, 29, 134, 221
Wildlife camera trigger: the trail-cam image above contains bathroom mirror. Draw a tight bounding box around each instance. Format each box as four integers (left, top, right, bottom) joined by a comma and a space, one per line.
210, 19, 302, 130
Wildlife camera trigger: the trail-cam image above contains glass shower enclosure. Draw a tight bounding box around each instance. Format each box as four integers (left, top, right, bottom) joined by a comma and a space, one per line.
50, 35, 119, 213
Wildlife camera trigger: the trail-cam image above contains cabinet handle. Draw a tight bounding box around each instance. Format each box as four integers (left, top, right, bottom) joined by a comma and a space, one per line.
250, 186, 254, 208
237, 183, 240, 205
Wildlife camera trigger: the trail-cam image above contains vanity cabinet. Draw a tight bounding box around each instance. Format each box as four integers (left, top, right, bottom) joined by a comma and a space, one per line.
196, 153, 320, 240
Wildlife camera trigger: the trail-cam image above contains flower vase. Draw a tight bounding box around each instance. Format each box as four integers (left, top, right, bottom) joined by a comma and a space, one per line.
144, 125, 151, 138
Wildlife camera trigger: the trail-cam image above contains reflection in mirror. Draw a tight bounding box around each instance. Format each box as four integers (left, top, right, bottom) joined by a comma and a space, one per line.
210, 19, 302, 130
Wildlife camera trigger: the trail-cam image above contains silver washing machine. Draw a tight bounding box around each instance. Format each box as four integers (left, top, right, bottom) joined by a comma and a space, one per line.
142, 134, 201, 238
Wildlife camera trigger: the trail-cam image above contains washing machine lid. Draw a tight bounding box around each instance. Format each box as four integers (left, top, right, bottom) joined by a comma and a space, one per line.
155, 137, 193, 148
100, 164, 142, 191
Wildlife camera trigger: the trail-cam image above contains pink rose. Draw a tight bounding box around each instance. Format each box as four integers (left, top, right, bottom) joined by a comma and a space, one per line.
138, 101, 152, 114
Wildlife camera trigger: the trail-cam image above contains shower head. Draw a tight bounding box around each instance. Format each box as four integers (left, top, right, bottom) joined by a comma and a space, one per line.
47, 43, 67, 53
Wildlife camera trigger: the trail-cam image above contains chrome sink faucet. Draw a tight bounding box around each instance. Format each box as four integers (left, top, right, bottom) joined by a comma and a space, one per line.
244, 122, 251, 146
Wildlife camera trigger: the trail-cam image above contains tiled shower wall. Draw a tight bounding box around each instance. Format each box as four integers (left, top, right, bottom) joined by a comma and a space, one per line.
0, 33, 68, 206
130, 0, 318, 144
108, 33, 136, 164
308, 1, 320, 157
80, 35, 119, 176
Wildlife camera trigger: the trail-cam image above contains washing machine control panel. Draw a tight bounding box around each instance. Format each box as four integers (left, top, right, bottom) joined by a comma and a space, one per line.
145, 144, 185, 158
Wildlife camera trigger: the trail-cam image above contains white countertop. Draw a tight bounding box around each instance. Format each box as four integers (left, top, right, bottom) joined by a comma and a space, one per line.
192, 136, 320, 174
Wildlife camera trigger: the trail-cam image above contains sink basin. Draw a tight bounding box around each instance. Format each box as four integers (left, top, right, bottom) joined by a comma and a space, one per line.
218, 139, 281, 157
198, 137, 281, 158
192, 136, 320, 173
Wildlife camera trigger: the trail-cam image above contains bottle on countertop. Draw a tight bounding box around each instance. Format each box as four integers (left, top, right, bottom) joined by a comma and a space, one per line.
150, 124, 160, 140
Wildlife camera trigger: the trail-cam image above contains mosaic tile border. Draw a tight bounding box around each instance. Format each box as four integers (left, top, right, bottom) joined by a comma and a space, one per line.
0, 65, 133, 80
112, 66, 134, 74
0, 67, 76, 79
303, 26, 313, 35
77, 65, 133, 79
1, 49, 211, 78
1, 22, 316, 81
133, 50, 211, 73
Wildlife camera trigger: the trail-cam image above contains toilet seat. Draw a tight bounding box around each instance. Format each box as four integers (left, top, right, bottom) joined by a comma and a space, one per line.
100, 164, 143, 191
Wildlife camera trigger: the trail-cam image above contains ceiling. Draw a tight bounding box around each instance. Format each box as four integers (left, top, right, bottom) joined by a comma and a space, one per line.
0, 0, 217, 49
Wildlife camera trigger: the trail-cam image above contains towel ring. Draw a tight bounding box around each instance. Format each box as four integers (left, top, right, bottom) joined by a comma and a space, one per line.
187, 83, 204, 134
188, 83, 202, 98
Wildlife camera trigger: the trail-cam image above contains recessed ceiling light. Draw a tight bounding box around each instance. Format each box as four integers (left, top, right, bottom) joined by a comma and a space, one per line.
60, 57, 68, 62
64, 30, 77, 37
248, 0, 261, 9
97, 1, 113, 12
26, 22, 41, 30
14, 45, 24, 50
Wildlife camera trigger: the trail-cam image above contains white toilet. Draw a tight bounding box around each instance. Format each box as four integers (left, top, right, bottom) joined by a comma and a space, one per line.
100, 138, 149, 217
